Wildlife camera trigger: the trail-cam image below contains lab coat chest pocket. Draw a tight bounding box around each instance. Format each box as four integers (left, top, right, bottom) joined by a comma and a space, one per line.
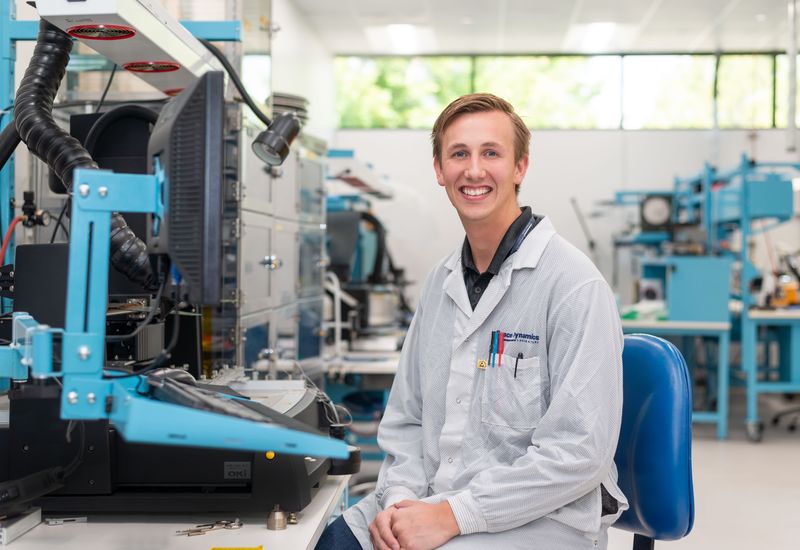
481, 355, 546, 430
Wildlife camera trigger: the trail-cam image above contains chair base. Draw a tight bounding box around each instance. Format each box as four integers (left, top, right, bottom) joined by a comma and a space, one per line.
771, 405, 800, 432
633, 534, 655, 550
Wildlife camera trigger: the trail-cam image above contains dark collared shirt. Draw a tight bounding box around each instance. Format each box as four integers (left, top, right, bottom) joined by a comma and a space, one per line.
462, 206, 540, 310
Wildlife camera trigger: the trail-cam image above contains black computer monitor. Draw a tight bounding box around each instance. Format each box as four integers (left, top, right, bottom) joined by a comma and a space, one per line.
147, 71, 224, 305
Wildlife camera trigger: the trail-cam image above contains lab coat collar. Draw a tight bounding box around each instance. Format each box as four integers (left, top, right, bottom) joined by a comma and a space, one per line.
442, 216, 558, 344
443, 215, 556, 275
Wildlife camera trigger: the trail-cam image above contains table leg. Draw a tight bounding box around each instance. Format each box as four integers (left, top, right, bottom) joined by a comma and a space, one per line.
717, 331, 729, 440
742, 318, 762, 441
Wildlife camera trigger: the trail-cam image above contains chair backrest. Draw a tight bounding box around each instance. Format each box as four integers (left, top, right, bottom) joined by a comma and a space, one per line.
614, 334, 694, 541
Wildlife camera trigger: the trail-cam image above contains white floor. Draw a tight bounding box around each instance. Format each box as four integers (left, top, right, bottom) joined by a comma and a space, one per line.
609, 389, 800, 550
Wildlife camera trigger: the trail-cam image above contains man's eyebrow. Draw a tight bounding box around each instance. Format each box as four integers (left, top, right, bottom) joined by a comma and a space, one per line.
446, 141, 504, 151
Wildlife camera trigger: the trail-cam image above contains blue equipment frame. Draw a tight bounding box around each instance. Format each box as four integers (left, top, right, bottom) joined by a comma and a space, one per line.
614, 154, 800, 441
0, 167, 347, 458
0, 12, 347, 459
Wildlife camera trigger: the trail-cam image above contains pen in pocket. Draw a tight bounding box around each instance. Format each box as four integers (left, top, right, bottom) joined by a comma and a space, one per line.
498, 332, 505, 366
514, 352, 523, 378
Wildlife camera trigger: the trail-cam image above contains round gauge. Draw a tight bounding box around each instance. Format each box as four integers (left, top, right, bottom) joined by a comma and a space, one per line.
641, 196, 671, 227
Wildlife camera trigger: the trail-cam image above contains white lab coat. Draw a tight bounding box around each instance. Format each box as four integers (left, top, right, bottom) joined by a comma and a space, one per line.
343, 216, 628, 549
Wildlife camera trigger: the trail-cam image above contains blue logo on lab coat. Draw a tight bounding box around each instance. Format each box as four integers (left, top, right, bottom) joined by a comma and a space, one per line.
503, 332, 539, 343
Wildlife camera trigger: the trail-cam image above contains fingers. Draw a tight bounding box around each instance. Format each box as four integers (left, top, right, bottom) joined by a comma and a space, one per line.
369, 522, 393, 550
376, 511, 400, 550
393, 499, 416, 509
369, 510, 400, 550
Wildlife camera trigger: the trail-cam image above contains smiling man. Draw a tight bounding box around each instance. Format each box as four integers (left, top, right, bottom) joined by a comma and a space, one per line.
316, 93, 628, 550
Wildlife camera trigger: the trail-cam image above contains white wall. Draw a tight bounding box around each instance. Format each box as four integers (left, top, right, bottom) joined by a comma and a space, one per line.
270, 0, 336, 141
332, 129, 800, 306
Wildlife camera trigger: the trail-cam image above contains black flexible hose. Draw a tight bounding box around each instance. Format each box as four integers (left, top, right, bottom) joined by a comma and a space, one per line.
0, 122, 21, 172
14, 21, 155, 289
88, 105, 160, 289
14, 21, 98, 190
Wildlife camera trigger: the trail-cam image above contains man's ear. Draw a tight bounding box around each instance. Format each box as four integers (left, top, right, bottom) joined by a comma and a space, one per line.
433, 156, 445, 187
514, 154, 530, 185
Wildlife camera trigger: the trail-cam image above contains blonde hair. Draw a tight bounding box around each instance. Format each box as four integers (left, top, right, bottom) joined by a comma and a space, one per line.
431, 93, 530, 164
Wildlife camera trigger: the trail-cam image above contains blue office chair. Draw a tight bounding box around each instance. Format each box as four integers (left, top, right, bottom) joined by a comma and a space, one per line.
614, 334, 695, 550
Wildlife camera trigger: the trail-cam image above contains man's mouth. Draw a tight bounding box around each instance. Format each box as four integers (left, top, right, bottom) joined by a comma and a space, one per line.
460, 186, 492, 197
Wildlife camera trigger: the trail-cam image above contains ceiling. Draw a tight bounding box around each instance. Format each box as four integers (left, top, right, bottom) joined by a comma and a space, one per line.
290, 0, 792, 55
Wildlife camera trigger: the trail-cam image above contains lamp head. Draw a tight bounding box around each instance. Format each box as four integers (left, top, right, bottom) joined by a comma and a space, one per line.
252, 112, 301, 166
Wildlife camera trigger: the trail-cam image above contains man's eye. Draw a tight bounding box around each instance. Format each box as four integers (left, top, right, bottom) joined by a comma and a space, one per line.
485, 150, 498, 157
453, 151, 467, 158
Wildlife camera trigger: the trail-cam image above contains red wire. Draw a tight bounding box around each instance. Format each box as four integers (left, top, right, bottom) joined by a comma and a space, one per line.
0, 216, 25, 264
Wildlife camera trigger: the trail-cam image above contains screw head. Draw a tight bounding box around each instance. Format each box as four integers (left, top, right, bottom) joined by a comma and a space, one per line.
98, 186, 108, 197
67, 391, 79, 404
78, 184, 90, 197
78, 346, 90, 360
87, 392, 96, 405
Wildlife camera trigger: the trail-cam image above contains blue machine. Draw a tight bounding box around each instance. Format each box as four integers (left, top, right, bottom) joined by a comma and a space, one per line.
0, 9, 347, 516
614, 155, 800, 441
0, 158, 346, 460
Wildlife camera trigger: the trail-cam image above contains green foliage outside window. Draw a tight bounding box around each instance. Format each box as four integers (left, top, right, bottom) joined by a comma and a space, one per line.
775, 55, 800, 128
622, 55, 715, 129
336, 53, 789, 130
474, 56, 621, 129
336, 56, 471, 129
717, 55, 772, 128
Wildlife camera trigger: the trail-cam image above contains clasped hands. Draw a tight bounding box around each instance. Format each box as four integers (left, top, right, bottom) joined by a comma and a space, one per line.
368, 499, 460, 550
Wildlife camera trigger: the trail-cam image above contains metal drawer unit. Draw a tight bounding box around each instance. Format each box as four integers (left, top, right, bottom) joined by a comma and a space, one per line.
239, 210, 273, 316
240, 124, 274, 217
271, 149, 300, 222
271, 219, 300, 308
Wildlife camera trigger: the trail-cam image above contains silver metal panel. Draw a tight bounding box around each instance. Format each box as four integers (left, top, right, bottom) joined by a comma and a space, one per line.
271, 303, 299, 361
298, 156, 325, 224
240, 124, 274, 216
239, 309, 273, 370
271, 149, 300, 222
271, 219, 300, 308
240, 210, 272, 315
299, 222, 325, 298
298, 296, 324, 361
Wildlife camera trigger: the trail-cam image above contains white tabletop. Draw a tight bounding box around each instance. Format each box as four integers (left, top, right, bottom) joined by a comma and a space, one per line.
328, 351, 401, 376
746, 308, 800, 320
12, 475, 349, 550
621, 320, 731, 331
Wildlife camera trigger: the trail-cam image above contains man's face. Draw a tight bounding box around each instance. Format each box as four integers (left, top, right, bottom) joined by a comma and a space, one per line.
434, 110, 528, 229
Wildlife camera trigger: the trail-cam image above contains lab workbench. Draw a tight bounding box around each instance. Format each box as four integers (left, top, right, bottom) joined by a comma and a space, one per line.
8, 475, 349, 549
622, 319, 731, 439
740, 308, 800, 441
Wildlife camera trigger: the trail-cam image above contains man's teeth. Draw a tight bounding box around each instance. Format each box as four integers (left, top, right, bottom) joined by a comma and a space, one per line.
462, 187, 491, 196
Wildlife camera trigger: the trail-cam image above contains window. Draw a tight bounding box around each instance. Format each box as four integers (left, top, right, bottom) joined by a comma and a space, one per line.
717, 55, 772, 128
335, 56, 472, 128
334, 54, 779, 130
622, 55, 715, 129
775, 54, 800, 128
474, 56, 621, 129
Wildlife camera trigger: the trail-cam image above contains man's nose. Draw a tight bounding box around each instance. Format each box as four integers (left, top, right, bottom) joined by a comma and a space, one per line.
464, 157, 486, 180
